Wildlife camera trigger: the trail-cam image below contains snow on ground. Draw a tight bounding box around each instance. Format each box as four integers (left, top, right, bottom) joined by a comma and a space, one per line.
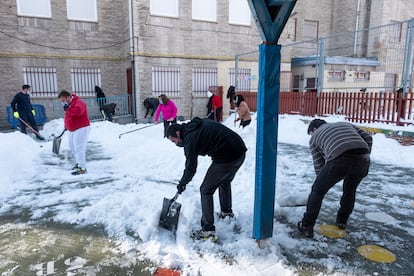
0, 114, 413, 275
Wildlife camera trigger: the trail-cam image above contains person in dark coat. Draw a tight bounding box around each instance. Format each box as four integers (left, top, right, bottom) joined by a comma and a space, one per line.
143, 97, 159, 118
10, 84, 44, 140
95, 85, 106, 108
100, 103, 117, 122
166, 117, 247, 240
298, 119, 372, 238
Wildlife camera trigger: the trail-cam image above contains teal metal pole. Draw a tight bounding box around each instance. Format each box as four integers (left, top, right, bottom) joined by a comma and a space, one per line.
252, 43, 280, 240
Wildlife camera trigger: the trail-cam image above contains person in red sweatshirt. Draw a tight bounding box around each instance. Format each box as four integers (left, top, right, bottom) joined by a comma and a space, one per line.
58, 91, 91, 175
206, 91, 222, 122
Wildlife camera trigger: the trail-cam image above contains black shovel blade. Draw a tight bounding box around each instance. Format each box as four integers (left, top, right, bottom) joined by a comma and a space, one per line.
159, 197, 181, 234
52, 136, 62, 154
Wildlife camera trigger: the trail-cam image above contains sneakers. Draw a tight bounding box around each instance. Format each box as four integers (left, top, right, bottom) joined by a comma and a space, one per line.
217, 211, 235, 220
71, 167, 87, 175
297, 221, 314, 238
36, 135, 45, 141
190, 229, 217, 241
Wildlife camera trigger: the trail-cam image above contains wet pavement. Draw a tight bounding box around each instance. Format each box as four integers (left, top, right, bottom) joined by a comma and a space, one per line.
275, 143, 414, 275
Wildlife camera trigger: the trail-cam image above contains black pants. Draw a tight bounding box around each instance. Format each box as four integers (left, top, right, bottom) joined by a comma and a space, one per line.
19, 111, 39, 135
302, 152, 370, 227
200, 153, 245, 231
207, 108, 222, 122
163, 118, 176, 137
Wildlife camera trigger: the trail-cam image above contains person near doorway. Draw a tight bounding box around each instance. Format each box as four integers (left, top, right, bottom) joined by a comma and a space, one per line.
206, 90, 222, 122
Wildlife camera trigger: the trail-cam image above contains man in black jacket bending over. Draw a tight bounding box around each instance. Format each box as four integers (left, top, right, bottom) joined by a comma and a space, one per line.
298, 119, 372, 238
167, 117, 247, 240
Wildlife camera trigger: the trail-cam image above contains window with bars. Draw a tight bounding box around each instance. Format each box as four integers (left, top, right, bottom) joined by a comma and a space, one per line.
71, 68, 101, 96
152, 66, 181, 97
354, 71, 370, 80
328, 70, 345, 80
23, 67, 58, 97
229, 68, 251, 91
192, 67, 217, 96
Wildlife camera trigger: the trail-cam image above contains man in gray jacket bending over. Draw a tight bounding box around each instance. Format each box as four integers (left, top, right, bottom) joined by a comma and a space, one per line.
298, 119, 372, 238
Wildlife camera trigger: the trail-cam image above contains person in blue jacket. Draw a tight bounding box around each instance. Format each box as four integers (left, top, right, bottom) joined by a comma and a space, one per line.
10, 84, 44, 140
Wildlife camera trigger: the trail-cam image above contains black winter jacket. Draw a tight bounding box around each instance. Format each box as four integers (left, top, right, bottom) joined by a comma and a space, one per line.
179, 117, 247, 185
10, 92, 34, 113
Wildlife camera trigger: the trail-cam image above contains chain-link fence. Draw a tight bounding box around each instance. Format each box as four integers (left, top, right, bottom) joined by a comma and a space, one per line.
235, 19, 414, 95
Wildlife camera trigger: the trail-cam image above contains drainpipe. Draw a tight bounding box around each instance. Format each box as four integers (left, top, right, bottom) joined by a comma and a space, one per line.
129, 0, 137, 121
353, 0, 361, 57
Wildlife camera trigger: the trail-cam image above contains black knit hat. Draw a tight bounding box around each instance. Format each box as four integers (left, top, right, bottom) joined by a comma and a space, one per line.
22, 84, 31, 90
307, 119, 327, 135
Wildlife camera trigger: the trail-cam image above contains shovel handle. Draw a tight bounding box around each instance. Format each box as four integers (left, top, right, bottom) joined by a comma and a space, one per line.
171, 193, 180, 202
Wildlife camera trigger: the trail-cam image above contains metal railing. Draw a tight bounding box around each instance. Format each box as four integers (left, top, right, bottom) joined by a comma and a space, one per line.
235, 91, 414, 126
52, 94, 132, 121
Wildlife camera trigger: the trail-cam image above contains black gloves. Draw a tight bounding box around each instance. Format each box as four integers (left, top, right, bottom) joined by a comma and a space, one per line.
63, 103, 69, 111
177, 183, 186, 194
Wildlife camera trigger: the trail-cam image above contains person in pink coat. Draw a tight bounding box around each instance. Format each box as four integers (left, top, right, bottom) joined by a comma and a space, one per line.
154, 94, 178, 137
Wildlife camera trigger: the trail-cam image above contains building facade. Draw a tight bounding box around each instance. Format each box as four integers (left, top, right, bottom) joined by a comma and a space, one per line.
1, 0, 413, 128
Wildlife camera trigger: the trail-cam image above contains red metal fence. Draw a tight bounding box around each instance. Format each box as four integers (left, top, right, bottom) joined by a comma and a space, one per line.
236, 91, 414, 126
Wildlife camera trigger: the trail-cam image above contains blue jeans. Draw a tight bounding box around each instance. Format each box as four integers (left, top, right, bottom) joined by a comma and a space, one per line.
302, 152, 370, 227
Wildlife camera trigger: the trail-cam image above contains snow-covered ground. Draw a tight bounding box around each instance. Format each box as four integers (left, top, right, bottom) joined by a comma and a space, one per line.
0, 115, 413, 275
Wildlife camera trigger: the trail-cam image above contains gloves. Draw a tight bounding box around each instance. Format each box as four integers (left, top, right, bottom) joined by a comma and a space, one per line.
63, 103, 69, 111
32, 109, 36, 116
177, 183, 186, 194
13, 111, 19, 118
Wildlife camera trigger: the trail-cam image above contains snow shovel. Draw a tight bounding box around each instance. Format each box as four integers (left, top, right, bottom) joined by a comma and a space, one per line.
159, 192, 181, 234
52, 129, 66, 154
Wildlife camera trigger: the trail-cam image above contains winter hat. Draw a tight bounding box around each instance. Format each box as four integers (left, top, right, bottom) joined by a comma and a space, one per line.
307, 119, 327, 135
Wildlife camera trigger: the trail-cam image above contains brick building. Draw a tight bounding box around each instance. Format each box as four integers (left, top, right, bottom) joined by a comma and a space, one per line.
0, 0, 413, 128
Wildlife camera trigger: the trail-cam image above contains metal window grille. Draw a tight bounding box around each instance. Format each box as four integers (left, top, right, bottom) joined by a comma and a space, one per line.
23, 67, 58, 97
71, 68, 101, 97
192, 67, 217, 96
328, 70, 345, 80
152, 66, 181, 97
229, 68, 251, 91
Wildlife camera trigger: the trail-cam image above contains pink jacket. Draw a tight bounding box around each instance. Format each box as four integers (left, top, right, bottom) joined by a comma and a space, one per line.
154, 100, 177, 122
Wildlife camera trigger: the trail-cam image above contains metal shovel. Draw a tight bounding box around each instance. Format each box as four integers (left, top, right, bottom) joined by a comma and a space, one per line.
52, 129, 66, 154
159, 193, 181, 234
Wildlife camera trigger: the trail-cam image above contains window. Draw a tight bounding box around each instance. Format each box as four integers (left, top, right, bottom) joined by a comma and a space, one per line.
354, 71, 370, 80
303, 20, 318, 41
152, 66, 181, 97
328, 70, 345, 80
229, 68, 251, 91
229, 0, 250, 25
23, 67, 57, 97
71, 68, 101, 96
150, 0, 179, 17
293, 75, 300, 92
16, 0, 51, 18
286, 18, 297, 40
192, 67, 217, 96
389, 21, 402, 43
67, 0, 97, 22
192, 0, 216, 22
